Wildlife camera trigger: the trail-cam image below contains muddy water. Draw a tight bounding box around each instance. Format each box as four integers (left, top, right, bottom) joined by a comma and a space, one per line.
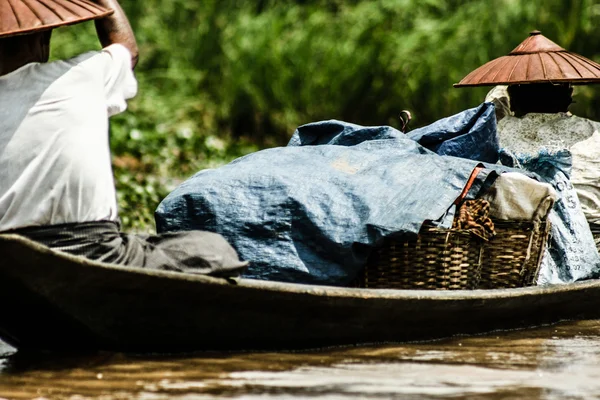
2, 320, 600, 399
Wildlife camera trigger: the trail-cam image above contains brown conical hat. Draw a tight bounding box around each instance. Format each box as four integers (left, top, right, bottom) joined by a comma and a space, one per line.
455, 31, 600, 87
0, 0, 113, 39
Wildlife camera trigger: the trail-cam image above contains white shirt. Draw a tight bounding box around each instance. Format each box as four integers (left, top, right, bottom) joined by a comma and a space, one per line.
498, 113, 600, 225
0, 44, 137, 231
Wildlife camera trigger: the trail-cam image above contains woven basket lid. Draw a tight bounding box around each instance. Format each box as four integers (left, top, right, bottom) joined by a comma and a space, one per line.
455, 31, 600, 87
0, 0, 113, 39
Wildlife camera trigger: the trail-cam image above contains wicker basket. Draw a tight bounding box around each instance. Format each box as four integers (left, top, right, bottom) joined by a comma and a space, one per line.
478, 220, 550, 289
360, 220, 550, 290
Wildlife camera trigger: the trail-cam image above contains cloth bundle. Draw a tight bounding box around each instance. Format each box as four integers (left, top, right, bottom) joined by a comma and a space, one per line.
480, 172, 557, 224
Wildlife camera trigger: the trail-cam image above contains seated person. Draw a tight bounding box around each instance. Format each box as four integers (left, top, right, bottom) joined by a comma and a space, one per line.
0, 0, 246, 276
488, 83, 600, 249
457, 31, 600, 249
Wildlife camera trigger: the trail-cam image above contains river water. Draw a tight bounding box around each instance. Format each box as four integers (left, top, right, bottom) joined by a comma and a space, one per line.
2, 319, 600, 399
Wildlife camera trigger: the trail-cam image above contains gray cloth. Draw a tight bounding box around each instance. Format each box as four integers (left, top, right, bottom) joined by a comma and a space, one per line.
6, 221, 248, 277
480, 172, 557, 223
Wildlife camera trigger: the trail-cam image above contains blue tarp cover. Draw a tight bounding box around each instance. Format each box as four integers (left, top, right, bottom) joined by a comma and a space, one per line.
156, 103, 499, 285
407, 101, 499, 163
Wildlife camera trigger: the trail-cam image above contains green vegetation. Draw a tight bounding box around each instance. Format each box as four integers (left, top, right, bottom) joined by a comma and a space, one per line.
50, 0, 600, 232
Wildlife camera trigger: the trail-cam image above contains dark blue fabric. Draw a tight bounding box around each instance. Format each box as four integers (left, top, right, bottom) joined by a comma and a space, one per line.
288, 120, 402, 147
156, 105, 499, 285
407, 102, 499, 163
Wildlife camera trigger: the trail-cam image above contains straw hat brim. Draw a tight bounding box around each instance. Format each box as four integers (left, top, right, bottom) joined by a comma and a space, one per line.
0, 0, 113, 39
454, 52, 600, 87
455, 31, 600, 87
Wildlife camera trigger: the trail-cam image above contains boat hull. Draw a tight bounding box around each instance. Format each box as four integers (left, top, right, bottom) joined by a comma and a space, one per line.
1, 234, 599, 353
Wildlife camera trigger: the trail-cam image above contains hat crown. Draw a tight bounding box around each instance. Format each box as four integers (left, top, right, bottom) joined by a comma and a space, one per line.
509, 31, 565, 54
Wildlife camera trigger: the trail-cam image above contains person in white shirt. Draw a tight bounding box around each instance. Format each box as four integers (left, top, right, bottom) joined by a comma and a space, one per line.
0, 0, 247, 276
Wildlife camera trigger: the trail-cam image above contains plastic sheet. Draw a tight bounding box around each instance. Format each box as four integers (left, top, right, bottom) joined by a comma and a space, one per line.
407, 102, 499, 163
156, 104, 499, 285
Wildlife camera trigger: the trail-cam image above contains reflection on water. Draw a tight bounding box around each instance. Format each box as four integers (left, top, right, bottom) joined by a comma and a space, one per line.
2, 320, 600, 399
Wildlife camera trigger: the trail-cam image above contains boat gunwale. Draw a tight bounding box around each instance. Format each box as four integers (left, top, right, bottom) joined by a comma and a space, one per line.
0, 233, 595, 302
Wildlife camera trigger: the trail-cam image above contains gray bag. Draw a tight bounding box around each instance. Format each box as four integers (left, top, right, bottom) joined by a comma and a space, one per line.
500, 149, 600, 284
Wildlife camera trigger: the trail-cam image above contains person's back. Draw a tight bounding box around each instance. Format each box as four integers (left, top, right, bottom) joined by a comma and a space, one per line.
0, 46, 135, 231
490, 84, 600, 241
0, 0, 247, 277
498, 112, 599, 154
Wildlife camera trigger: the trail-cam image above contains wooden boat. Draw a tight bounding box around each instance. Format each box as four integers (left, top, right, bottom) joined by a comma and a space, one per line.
1, 233, 600, 353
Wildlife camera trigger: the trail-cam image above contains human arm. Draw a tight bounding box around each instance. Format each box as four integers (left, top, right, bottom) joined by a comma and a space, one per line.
93, 0, 139, 69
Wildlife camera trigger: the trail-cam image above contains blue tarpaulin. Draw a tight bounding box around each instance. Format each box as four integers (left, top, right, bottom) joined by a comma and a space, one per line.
407, 102, 499, 164
155, 103, 499, 285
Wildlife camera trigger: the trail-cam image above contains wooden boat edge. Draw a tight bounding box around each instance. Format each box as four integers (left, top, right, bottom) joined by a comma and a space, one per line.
0, 233, 594, 301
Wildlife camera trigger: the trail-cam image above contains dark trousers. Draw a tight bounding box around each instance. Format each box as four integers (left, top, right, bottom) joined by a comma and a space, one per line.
6, 221, 248, 277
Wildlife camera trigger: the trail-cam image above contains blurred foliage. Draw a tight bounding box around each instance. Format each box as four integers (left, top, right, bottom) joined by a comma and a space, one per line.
50, 0, 600, 231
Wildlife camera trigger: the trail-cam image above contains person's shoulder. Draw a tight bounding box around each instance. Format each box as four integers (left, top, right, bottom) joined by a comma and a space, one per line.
499, 113, 565, 128
100, 44, 132, 60
58, 45, 131, 70
496, 114, 519, 129
28, 52, 102, 86
564, 114, 600, 133
56, 50, 102, 67
569, 114, 600, 125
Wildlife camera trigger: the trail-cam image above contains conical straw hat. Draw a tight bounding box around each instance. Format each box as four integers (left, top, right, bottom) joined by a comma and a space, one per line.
0, 0, 113, 39
455, 31, 600, 87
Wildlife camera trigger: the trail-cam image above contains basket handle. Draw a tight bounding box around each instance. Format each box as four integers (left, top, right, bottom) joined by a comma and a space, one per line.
454, 165, 484, 205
